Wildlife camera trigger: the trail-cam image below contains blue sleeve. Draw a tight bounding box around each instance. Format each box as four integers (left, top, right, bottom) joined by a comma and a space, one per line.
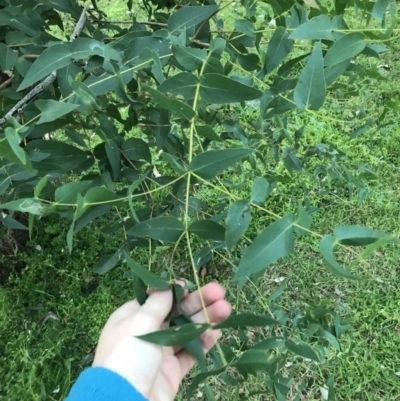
65, 367, 148, 401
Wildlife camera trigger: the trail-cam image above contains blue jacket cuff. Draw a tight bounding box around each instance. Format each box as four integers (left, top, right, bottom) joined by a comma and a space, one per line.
65, 367, 148, 401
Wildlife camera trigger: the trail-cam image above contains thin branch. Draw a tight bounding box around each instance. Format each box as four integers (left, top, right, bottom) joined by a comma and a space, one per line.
0, 7, 88, 126
71, 6, 88, 41
0, 72, 56, 126
21, 54, 40, 60
192, 39, 210, 47
0, 77, 13, 91
91, 18, 168, 28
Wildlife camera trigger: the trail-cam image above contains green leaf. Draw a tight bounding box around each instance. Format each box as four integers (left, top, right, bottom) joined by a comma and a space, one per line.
158, 72, 198, 100
319, 235, 358, 279
235, 214, 294, 279
214, 313, 280, 329
188, 148, 253, 179
35, 100, 79, 124
4, 127, 26, 166
233, 350, 276, 372
81, 187, 124, 218
195, 125, 222, 142
125, 252, 170, 289
333, 225, 398, 246
289, 15, 335, 41
324, 59, 351, 87
34, 175, 49, 198
136, 323, 209, 346
265, 26, 293, 74
172, 45, 206, 71
70, 81, 102, 116
294, 43, 326, 110
251, 177, 269, 205
128, 216, 185, 242
0, 213, 28, 230
55, 181, 92, 204
0, 43, 18, 70
168, 5, 219, 34
267, 278, 288, 302
324, 33, 366, 66
252, 337, 285, 350
143, 84, 196, 120
225, 200, 252, 250
122, 138, 152, 163
372, 0, 390, 24
294, 205, 312, 236
18, 43, 72, 91
0, 198, 44, 215
70, 38, 105, 60
285, 339, 319, 361
127, 177, 146, 224
199, 74, 262, 104
105, 140, 121, 180
189, 220, 225, 241
94, 246, 126, 274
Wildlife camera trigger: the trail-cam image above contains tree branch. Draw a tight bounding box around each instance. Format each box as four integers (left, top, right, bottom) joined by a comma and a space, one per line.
91, 18, 168, 28
0, 6, 88, 126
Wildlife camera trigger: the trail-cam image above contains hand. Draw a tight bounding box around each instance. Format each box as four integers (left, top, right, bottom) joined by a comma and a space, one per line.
92, 282, 231, 401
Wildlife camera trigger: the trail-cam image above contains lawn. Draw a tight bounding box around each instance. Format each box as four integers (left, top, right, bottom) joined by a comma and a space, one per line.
1, 1, 400, 400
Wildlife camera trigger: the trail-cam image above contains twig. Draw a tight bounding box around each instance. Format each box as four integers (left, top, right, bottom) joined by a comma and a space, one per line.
0, 7, 88, 126
91, 18, 168, 28
0, 72, 56, 125
21, 54, 40, 60
71, 6, 88, 41
0, 77, 13, 91
192, 39, 210, 47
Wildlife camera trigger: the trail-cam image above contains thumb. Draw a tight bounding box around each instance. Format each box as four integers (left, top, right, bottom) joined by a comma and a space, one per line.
130, 289, 173, 335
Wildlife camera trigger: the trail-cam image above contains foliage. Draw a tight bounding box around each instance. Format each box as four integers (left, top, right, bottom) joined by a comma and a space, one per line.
0, 0, 399, 399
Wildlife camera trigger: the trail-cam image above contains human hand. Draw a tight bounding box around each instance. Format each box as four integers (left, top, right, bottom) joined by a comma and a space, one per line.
92, 282, 231, 401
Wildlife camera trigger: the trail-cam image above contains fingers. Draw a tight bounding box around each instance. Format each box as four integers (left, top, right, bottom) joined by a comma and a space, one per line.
130, 289, 174, 335
179, 282, 226, 317
105, 300, 141, 325
176, 328, 222, 378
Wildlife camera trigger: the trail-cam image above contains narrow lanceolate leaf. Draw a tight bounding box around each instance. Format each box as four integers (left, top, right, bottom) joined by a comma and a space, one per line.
18, 43, 72, 90
105, 140, 121, 180
294, 43, 326, 110
324, 33, 366, 66
136, 323, 210, 346
188, 148, 253, 179
372, 0, 390, 24
319, 235, 358, 279
199, 74, 262, 104
251, 177, 269, 205
94, 245, 126, 274
4, 127, 26, 165
285, 338, 319, 361
35, 100, 79, 124
213, 313, 280, 329
189, 220, 225, 241
265, 26, 293, 74
0, 198, 44, 215
168, 5, 218, 34
235, 214, 294, 279
128, 216, 185, 242
225, 200, 252, 249
294, 205, 312, 236
0, 43, 18, 70
34, 175, 49, 198
289, 15, 335, 41
125, 252, 170, 289
333, 225, 399, 246
143, 84, 195, 120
